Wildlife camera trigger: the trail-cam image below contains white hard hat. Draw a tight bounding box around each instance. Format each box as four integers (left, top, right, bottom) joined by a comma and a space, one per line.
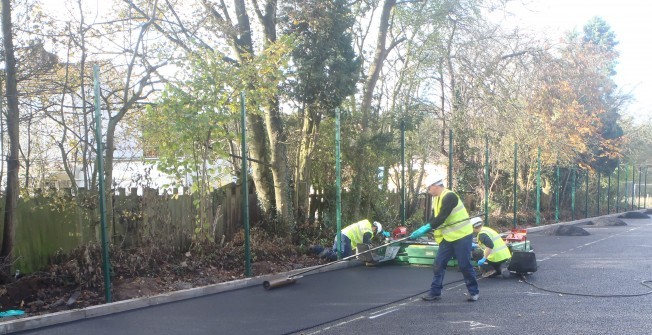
424, 174, 445, 187
373, 221, 383, 234
471, 217, 483, 227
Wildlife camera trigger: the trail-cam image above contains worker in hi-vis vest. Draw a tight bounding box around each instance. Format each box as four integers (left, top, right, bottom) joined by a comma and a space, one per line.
311, 220, 387, 261
410, 176, 479, 302
472, 217, 511, 278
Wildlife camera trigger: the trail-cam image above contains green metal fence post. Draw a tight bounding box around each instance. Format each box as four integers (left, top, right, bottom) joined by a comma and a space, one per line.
631, 166, 636, 210
616, 164, 621, 212
241, 92, 251, 277
624, 163, 629, 211
335, 108, 342, 259
536, 147, 541, 225
555, 164, 560, 222
596, 173, 601, 216
93, 65, 111, 303
638, 166, 643, 209
585, 171, 589, 218
607, 172, 611, 214
485, 136, 489, 225
401, 121, 405, 226
571, 168, 576, 220
448, 129, 453, 189
513, 143, 517, 229
645, 167, 648, 209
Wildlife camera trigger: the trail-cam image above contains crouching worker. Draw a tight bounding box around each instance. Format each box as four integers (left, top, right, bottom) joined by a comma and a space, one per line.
311, 220, 386, 261
472, 217, 511, 278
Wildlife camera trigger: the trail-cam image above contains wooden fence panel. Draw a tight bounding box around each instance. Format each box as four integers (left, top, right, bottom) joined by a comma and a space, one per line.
3, 182, 262, 273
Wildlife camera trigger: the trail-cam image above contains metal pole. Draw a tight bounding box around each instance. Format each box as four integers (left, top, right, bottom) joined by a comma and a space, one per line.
555, 164, 560, 222
645, 167, 648, 208
448, 129, 453, 189
485, 136, 489, 225
571, 168, 576, 220
623, 163, 628, 211
93, 65, 111, 303
513, 143, 517, 229
607, 172, 611, 214
636, 166, 643, 208
401, 121, 405, 226
616, 164, 621, 212
241, 92, 251, 277
596, 173, 601, 216
335, 108, 342, 259
536, 147, 541, 225
631, 166, 636, 210
585, 172, 589, 218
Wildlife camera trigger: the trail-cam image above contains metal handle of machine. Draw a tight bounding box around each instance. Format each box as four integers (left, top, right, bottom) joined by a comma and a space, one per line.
294, 212, 487, 278
262, 213, 486, 290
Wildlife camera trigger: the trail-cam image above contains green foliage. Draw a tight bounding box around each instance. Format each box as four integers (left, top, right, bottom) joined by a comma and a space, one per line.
142, 38, 293, 240
142, 38, 293, 187
582, 16, 619, 75
283, 0, 361, 113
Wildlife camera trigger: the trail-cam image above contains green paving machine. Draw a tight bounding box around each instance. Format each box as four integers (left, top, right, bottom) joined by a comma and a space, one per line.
363, 228, 535, 272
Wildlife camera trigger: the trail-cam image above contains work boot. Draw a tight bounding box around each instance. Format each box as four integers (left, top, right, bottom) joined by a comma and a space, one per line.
308, 245, 321, 254
421, 293, 442, 301
467, 294, 479, 302
318, 248, 334, 260
481, 269, 496, 278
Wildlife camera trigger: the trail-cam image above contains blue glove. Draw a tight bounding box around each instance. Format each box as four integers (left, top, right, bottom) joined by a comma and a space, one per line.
477, 257, 487, 266
382, 231, 391, 237
409, 224, 432, 239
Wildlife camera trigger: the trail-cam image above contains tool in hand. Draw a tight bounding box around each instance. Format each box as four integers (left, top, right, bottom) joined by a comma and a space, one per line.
263, 213, 485, 290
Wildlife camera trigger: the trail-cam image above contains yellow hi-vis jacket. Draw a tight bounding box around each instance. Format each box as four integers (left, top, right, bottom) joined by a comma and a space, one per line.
477, 226, 511, 262
342, 219, 374, 249
433, 189, 471, 243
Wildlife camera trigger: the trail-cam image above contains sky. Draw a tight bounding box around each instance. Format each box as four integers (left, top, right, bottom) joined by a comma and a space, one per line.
503, 0, 652, 123
40, 0, 650, 124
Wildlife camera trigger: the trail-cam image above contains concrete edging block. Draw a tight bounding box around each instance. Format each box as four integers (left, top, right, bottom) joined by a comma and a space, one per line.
0, 258, 363, 333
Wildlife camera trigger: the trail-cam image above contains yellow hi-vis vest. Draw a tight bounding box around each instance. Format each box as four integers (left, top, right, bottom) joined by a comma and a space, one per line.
477, 226, 511, 262
342, 219, 374, 249
433, 189, 471, 242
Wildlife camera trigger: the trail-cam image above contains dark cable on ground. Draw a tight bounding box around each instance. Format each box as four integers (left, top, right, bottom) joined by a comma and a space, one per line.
520, 275, 652, 298
282, 278, 466, 335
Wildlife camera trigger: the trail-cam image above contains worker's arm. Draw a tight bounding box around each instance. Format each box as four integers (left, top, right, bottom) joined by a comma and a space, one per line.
362, 232, 372, 244
427, 192, 458, 229
478, 233, 494, 258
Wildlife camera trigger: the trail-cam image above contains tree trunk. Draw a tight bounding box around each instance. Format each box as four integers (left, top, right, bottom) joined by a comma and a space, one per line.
264, 95, 294, 231
351, 0, 397, 218
104, 120, 118, 239
1, 0, 20, 277
246, 112, 275, 212
230, 0, 279, 219
235, 0, 294, 230
296, 105, 320, 223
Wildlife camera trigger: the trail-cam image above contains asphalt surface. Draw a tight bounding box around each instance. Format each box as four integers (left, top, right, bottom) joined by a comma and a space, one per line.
12, 213, 652, 335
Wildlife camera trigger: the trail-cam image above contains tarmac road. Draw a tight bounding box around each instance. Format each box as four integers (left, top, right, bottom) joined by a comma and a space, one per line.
10, 213, 652, 335
301, 215, 652, 335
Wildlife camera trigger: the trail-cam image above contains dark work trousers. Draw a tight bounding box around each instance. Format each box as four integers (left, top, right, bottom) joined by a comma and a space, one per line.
319, 233, 353, 261
430, 234, 479, 296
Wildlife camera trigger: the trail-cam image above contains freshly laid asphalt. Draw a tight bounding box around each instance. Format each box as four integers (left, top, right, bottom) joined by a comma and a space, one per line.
6, 212, 652, 335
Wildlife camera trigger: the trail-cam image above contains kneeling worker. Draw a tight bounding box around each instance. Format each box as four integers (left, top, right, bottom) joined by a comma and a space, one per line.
472, 217, 511, 277
316, 220, 385, 261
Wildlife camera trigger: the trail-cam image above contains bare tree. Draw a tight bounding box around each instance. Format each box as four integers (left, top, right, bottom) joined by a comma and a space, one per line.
1, 0, 20, 280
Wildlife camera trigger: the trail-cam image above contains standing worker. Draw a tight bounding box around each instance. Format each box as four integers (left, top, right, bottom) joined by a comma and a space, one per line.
472, 217, 511, 278
312, 220, 386, 261
410, 176, 479, 302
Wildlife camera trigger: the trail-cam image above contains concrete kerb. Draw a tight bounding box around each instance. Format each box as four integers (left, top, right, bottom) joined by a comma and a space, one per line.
525, 210, 647, 234
0, 259, 363, 334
